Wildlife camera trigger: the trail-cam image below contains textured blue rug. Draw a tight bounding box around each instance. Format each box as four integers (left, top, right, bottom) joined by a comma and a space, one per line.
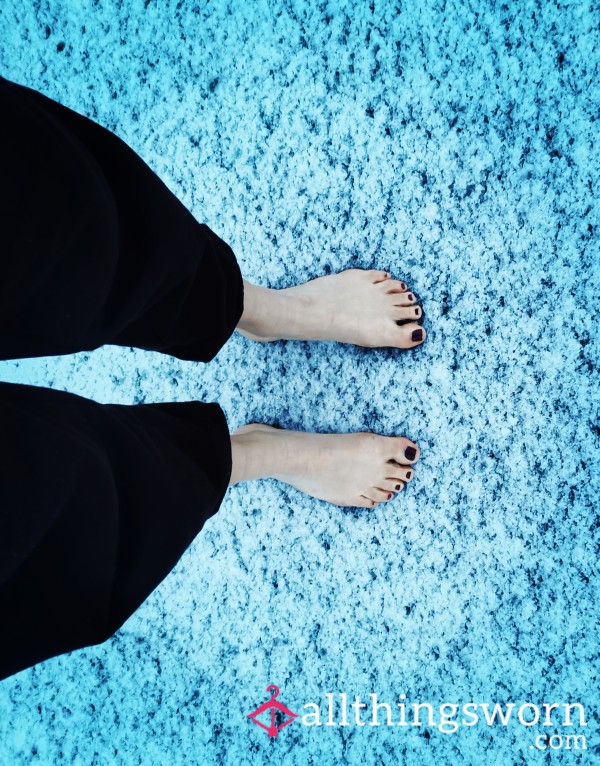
0, 1, 598, 763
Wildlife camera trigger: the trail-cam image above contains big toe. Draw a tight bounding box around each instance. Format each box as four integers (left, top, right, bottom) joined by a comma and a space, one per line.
394, 323, 426, 349
389, 437, 420, 465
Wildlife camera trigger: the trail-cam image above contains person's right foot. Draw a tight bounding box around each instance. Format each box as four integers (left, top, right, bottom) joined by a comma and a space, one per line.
230, 424, 419, 507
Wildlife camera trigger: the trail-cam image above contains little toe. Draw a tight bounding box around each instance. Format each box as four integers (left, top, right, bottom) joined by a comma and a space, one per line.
359, 494, 379, 507
370, 270, 392, 283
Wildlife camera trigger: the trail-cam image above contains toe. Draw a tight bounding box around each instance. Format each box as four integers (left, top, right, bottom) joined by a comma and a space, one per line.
385, 464, 413, 484
386, 437, 419, 465
371, 487, 395, 502
383, 278, 408, 293
381, 477, 406, 492
359, 494, 379, 507
389, 437, 420, 465
395, 322, 426, 348
369, 270, 391, 283
401, 464, 414, 481
393, 305, 423, 323
386, 292, 417, 306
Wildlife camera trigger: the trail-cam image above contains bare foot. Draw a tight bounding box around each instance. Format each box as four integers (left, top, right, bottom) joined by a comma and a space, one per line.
236, 269, 425, 349
229, 424, 419, 507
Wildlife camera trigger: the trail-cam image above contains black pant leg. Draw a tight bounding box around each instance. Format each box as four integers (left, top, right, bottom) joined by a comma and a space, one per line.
0, 79, 243, 681
0, 381, 232, 682
0, 76, 244, 362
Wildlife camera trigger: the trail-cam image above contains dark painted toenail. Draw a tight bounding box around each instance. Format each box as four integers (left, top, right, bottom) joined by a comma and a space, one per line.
400, 281, 407, 289
412, 329, 423, 342
388, 492, 392, 499
395, 484, 401, 490
415, 308, 420, 316
406, 471, 412, 479
405, 446, 416, 461
408, 293, 414, 300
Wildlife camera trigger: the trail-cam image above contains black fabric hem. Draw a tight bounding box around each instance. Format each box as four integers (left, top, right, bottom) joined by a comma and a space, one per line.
0, 386, 233, 682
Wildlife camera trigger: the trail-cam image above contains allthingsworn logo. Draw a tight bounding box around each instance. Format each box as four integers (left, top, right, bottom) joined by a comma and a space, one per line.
247, 685, 299, 738
247, 686, 590, 751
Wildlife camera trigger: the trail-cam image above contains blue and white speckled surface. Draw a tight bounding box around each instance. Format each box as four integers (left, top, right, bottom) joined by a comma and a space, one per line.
0, 1, 598, 764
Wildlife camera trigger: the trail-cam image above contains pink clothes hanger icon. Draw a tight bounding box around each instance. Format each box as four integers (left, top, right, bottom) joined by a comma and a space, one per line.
247, 685, 299, 738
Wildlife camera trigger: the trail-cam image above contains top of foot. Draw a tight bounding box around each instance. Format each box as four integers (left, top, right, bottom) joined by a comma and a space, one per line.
230, 423, 420, 508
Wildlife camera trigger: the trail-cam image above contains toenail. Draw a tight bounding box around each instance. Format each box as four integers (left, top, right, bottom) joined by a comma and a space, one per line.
388, 492, 392, 499
408, 293, 414, 301
400, 281, 407, 289
405, 446, 416, 461
406, 471, 412, 479
412, 329, 423, 342
395, 484, 401, 490
415, 307, 420, 316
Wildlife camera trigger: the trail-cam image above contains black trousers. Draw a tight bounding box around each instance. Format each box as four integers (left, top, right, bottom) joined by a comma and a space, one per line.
0, 77, 244, 681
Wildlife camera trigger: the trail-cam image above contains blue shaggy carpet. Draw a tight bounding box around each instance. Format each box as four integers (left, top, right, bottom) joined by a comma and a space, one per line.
0, 1, 598, 764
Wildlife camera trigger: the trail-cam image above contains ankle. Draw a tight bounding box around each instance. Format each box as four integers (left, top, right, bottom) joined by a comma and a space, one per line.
235, 281, 278, 339
235, 280, 316, 342
230, 428, 307, 485
229, 429, 280, 484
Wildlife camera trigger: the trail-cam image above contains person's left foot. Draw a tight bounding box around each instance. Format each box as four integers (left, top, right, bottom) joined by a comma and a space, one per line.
236, 269, 425, 349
